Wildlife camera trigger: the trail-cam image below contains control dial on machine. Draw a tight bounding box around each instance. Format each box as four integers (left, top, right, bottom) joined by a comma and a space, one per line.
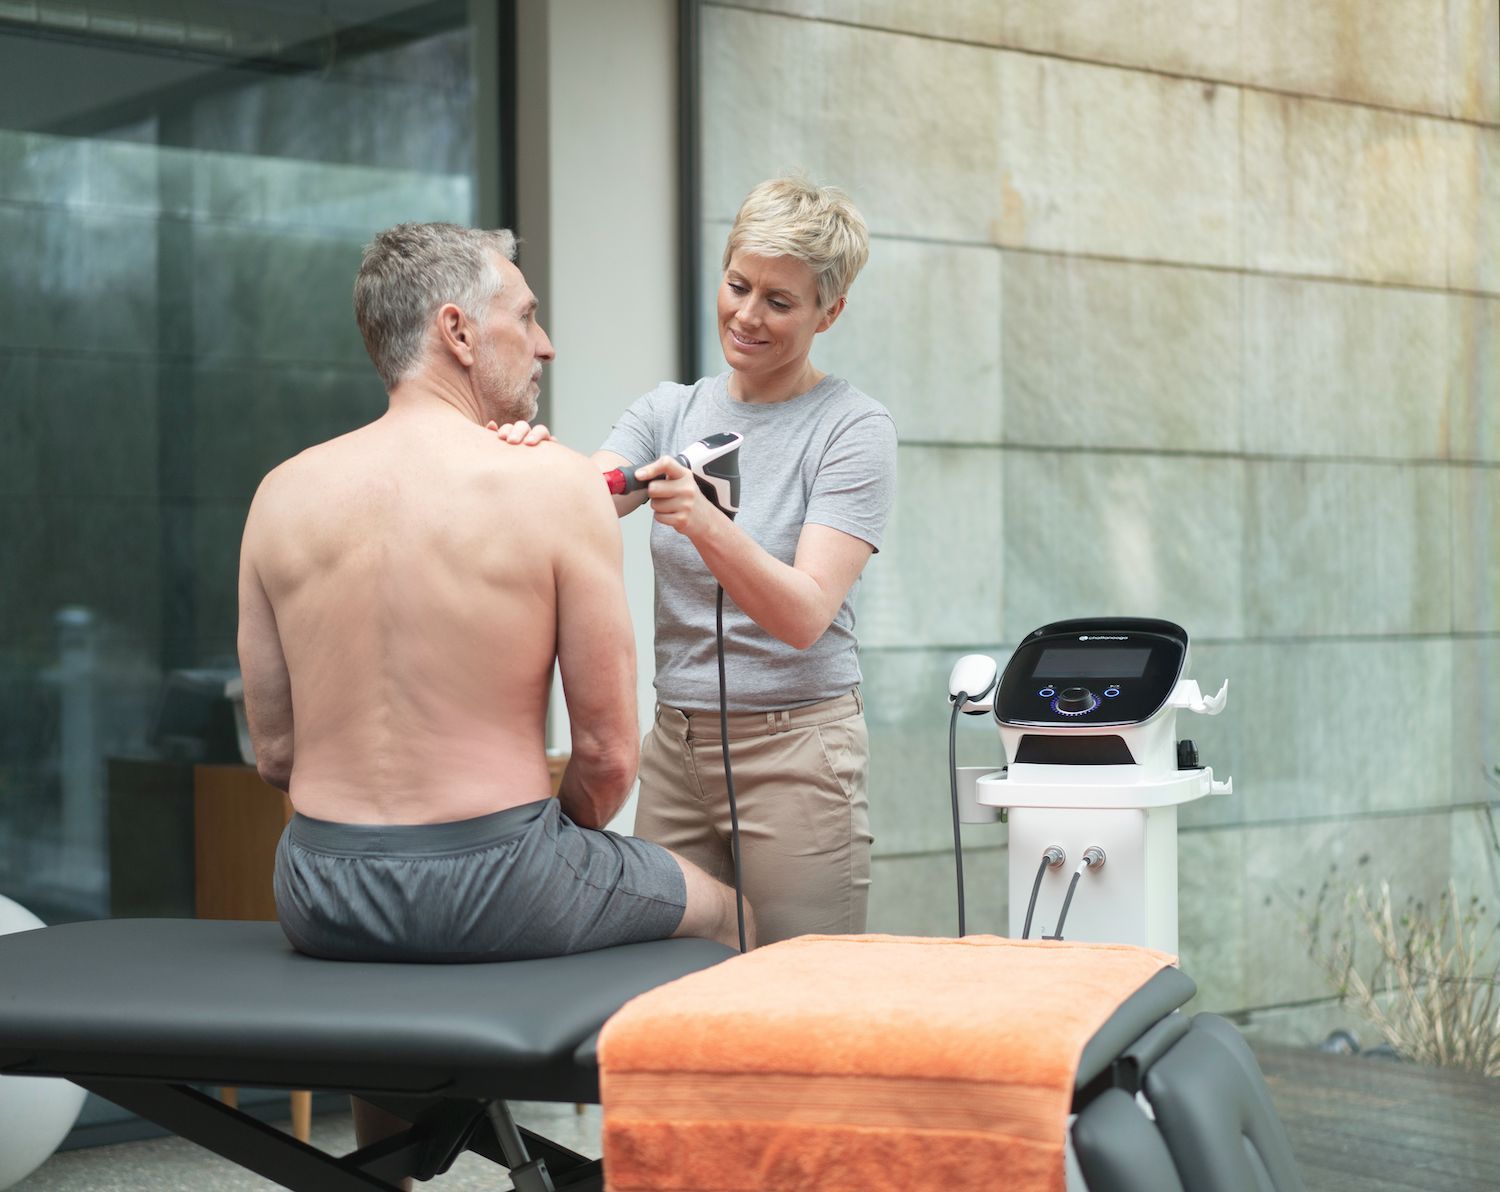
1055, 687, 1098, 715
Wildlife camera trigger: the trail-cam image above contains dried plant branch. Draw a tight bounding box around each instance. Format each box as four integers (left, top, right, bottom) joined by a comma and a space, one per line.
1303, 880, 1500, 1077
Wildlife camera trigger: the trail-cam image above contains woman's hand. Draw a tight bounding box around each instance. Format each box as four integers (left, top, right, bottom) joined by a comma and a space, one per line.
633, 454, 723, 540
486, 419, 554, 446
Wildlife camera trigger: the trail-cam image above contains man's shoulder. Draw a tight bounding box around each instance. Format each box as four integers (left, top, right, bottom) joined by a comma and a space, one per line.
472, 438, 613, 517
257, 423, 368, 483
482, 437, 594, 483
248, 443, 318, 508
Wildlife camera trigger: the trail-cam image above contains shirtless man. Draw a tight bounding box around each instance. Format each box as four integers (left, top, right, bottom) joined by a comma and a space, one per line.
237, 221, 749, 965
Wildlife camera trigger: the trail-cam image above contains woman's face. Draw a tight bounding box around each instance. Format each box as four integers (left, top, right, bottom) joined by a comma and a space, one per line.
717, 252, 838, 383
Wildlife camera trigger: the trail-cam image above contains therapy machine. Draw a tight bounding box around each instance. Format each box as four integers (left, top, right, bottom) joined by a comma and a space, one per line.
948, 617, 1231, 952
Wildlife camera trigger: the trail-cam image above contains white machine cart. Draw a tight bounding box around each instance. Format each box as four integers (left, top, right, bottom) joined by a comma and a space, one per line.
953, 617, 1231, 952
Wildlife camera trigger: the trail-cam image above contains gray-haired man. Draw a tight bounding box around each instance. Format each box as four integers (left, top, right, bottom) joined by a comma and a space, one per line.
237, 222, 749, 968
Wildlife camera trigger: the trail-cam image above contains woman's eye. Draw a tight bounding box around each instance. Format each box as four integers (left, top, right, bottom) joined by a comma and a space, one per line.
770, 300, 790, 311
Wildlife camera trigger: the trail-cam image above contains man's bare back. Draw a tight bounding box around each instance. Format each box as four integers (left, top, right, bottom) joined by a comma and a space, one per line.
239, 408, 632, 826
238, 222, 748, 985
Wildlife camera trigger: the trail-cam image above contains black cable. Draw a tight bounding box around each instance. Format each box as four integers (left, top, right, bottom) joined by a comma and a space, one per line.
946, 696, 966, 937
1046, 868, 1085, 941
1021, 854, 1051, 940
717, 584, 747, 953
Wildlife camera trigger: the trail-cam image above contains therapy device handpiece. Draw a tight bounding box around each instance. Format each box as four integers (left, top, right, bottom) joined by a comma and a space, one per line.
947, 618, 1231, 951
603, 432, 749, 952
603, 432, 743, 515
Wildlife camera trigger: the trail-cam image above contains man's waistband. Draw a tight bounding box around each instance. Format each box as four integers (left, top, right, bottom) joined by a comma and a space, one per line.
285, 797, 553, 857
655, 688, 863, 740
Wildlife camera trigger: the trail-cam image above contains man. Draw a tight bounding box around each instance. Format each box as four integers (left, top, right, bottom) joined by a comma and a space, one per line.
237, 222, 749, 965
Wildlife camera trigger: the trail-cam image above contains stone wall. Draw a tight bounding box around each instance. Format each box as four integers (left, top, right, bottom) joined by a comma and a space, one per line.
697, 0, 1499, 1040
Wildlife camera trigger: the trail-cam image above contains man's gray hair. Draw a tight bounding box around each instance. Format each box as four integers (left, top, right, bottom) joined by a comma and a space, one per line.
354, 222, 519, 390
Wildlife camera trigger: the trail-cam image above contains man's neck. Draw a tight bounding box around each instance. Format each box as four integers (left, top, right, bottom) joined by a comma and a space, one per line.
387, 374, 485, 425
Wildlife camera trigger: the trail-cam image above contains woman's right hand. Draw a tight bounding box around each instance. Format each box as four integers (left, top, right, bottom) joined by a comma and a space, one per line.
634, 454, 725, 542
487, 419, 554, 446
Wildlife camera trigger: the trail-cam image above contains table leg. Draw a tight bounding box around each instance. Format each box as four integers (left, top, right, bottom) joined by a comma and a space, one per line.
291, 1090, 312, 1141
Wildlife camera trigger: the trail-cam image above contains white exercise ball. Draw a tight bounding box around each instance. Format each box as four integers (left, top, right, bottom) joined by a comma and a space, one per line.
0, 895, 88, 1190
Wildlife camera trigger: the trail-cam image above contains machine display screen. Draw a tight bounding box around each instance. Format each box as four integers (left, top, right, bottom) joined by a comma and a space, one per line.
995, 620, 1188, 728
1032, 647, 1151, 679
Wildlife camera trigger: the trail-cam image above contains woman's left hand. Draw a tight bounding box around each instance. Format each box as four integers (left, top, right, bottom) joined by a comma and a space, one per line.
634, 454, 722, 540
487, 419, 554, 446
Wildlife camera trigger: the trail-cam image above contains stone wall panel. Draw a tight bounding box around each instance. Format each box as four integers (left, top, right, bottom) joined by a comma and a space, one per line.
1452, 465, 1500, 632
998, 55, 1241, 266
1242, 275, 1450, 459
1199, 639, 1455, 825
1447, 295, 1500, 461
1242, 812, 1452, 1006
1003, 253, 1242, 453
1245, 460, 1452, 636
860, 446, 1003, 650
1243, 91, 1453, 287
1448, 0, 1500, 122
1002, 450, 1245, 641
815, 238, 1003, 445
701, 6, 1001, 241
1238, 0, 1447, 115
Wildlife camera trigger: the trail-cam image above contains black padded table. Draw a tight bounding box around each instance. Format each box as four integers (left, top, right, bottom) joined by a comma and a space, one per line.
0, 918, 1303, 1191
0, 918, 735, 1190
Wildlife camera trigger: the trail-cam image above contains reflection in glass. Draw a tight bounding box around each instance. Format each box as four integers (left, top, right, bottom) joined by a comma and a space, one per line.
0, 2, 486, 930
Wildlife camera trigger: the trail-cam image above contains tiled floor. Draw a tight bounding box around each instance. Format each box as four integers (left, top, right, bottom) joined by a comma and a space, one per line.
16, 1100, 602, 1191
15, 1051, 1500, 1190
1254, 1045, 1500, 1192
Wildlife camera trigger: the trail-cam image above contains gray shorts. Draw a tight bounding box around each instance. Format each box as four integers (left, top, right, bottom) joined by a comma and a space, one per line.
272, 798, 687, 962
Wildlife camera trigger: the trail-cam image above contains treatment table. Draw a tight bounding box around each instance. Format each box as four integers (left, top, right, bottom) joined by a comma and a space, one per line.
0, 918, 1301, 1191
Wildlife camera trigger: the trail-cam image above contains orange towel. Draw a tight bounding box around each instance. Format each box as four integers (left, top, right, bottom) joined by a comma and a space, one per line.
599, 933, 1175, 1192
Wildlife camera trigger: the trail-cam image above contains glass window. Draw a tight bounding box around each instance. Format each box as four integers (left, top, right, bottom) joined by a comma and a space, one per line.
0, 1, 501, 928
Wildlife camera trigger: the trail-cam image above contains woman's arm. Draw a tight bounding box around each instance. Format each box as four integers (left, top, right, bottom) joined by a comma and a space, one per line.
632, 454, 874, 649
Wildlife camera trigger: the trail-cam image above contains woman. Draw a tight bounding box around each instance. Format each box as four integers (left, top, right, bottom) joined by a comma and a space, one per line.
592, 176, 897, 945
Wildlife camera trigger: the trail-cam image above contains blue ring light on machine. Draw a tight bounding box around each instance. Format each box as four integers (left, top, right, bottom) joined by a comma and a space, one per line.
1051, 694, 1099, 716
1104, 687, 1120, 698
1038, 687, 1056, 698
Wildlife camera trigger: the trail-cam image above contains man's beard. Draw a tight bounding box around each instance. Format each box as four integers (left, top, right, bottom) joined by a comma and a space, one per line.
476, 348, 539, 424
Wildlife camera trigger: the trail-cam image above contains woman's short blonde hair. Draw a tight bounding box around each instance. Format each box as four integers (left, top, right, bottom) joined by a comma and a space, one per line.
722, 176, 869, 311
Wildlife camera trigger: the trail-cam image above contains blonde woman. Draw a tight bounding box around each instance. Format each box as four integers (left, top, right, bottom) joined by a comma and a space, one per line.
593, 177, 897, 945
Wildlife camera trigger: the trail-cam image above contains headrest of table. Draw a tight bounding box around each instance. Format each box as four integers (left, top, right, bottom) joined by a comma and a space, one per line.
0, 918, 732, 1100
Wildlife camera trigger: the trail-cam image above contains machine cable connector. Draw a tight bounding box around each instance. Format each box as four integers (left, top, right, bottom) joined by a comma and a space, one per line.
1020, 846, 1067, 940
1045, 846, 1105, 942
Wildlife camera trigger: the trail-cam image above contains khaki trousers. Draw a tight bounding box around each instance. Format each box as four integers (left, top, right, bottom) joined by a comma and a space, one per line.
635, 689, 873, 946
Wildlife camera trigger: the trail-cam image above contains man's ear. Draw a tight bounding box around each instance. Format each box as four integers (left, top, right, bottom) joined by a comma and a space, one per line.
436, 302, 476, 366
816, 295, 847, 334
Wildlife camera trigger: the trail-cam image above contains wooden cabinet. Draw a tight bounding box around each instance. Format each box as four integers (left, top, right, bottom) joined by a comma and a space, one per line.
191, 765, 304, 1137
193, 765, 292, 922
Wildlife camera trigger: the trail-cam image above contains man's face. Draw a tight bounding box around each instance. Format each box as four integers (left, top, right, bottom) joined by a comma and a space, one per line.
474, 255, 554, 424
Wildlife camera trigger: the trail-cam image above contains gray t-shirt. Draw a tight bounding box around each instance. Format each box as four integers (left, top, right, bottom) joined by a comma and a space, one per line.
601, 372, 897, 713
